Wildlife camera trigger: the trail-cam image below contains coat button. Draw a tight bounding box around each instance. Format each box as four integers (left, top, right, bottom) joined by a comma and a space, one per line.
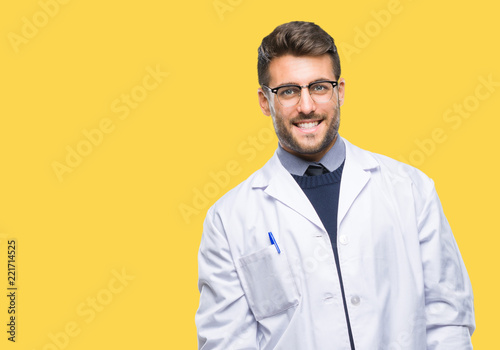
339, 235, 349, 245
351, 295, 361, 306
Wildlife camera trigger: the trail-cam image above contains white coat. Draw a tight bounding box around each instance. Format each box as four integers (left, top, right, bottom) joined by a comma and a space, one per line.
196, 138, 475, 350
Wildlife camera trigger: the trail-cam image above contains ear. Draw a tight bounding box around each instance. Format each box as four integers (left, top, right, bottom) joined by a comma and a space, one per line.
337, 78, 346, 107
258, 88, 272, 116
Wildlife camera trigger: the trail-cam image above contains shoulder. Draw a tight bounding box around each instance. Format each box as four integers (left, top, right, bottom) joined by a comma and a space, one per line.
344, 138, 435, 198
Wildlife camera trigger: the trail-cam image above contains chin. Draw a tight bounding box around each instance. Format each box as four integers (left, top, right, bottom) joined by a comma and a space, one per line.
294, 135, 336, 155
289, 143, 327, 155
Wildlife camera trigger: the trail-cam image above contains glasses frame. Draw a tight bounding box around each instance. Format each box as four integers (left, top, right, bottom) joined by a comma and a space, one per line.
263, 80, 339, 107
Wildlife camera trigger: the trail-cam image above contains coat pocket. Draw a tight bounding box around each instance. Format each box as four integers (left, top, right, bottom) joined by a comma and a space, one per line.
237, 244, 300, 321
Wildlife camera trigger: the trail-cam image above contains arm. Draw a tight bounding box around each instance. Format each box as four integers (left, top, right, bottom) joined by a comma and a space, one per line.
417, 183, 475, 349
195, 207, 258, 350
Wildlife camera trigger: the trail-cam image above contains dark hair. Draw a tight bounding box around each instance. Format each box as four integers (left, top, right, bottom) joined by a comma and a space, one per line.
257, 21, 341, 86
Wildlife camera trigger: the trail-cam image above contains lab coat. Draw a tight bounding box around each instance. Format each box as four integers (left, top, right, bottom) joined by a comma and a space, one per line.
196, 138, 475, 350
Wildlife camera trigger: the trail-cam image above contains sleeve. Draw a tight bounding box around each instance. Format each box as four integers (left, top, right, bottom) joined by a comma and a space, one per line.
417, 182, 475, 349
195, 206, 259, 350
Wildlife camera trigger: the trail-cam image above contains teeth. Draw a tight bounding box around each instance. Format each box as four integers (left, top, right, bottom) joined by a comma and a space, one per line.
296, 121, 319, 129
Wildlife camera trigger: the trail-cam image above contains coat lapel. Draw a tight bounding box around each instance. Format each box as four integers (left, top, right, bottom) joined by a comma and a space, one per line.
251, 139, 379, 231
337, 139, 379, 226
252, 153, 326, 232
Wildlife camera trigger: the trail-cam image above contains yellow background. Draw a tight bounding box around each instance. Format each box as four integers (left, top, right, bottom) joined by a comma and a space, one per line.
1, 0, 498, 348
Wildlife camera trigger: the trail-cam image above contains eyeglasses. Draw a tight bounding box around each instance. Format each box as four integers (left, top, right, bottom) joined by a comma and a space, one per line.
263, 80, 338, 107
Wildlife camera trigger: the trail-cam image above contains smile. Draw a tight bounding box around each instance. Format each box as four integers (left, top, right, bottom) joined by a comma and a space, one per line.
293, 120, 322, 133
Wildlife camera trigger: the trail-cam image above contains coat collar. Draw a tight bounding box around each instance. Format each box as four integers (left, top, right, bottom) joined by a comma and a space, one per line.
251, 137, 380, 230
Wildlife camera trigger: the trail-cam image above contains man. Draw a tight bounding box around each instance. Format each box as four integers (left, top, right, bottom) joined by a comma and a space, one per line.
196, 21, 475, 350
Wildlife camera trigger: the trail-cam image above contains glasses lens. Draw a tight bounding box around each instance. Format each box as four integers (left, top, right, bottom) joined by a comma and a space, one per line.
277, 86, 301, 107
309, 82, 334, 104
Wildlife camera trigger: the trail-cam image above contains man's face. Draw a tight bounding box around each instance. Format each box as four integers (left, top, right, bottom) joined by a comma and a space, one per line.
258, 54, 345, 162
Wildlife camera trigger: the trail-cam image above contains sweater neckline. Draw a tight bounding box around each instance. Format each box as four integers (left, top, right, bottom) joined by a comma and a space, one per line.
292, 161, 344, 189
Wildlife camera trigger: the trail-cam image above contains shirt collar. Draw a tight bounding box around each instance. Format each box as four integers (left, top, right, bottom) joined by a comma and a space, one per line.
276, 135, 346, 176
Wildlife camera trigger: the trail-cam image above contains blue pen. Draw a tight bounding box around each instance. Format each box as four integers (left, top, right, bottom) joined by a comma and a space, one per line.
268, 231, 281, 254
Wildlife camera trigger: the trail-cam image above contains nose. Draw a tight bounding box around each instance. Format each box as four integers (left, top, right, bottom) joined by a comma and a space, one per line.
297, 87, 316, 114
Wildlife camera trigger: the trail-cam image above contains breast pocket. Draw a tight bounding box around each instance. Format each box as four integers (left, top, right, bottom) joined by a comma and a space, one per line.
236, 244, 300, 321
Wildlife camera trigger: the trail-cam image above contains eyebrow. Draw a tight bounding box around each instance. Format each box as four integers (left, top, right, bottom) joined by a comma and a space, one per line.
274, 77, 334, 87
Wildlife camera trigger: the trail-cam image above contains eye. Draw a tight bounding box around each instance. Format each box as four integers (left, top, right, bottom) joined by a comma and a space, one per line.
310, 83, 331, 94
278, 86, 300, 98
